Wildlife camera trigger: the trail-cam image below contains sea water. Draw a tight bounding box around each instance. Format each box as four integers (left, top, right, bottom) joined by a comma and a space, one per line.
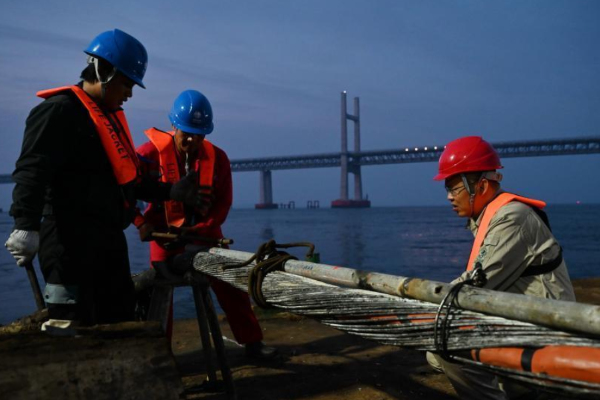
1, 205, 599, 325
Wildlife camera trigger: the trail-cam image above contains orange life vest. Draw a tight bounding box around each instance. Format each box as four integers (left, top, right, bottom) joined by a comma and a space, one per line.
467, 192, 546, 271
144, 128, 216, 228
37, 85, 140, 185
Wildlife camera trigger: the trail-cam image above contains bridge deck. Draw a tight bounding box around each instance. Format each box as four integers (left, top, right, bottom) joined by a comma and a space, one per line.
231, 136, 600, 172
0, 137, 598, 182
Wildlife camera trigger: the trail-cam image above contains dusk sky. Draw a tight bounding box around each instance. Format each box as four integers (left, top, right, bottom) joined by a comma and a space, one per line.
0, 1, 598, 208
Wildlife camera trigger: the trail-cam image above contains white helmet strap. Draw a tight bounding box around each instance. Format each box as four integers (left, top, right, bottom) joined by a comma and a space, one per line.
87, 56, 117, 99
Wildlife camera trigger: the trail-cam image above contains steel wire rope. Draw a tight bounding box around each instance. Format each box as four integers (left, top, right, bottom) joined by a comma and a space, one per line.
192, 250, 600, 397
221, 239, 315, 308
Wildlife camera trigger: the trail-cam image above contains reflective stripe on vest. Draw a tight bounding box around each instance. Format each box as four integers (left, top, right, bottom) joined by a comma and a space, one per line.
37, 86, 139, 185
467, 193, 546, 271
144, 128, 216, 228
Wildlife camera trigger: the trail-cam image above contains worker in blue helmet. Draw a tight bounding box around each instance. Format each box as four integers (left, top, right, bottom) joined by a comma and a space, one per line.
84, 28, 148, 89
5, 30, 205, 334
81, 28, 148, 108
169, 90, 214, 135
135, 90, 278, 359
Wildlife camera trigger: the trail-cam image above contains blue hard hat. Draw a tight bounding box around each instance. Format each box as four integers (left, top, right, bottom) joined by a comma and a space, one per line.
84, 29, 148, 88
169, 90, 214, 135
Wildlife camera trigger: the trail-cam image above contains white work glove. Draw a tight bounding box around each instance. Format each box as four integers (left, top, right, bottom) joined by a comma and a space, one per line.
5, 229, 39, 266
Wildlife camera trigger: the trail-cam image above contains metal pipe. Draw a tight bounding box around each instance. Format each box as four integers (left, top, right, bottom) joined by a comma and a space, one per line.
199, 284, 237, 400
192, 286, 218, 384
151, 232, 233, 246
207, 248, 600, 338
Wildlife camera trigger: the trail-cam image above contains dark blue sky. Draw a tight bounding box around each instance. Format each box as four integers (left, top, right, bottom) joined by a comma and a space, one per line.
0, 1, 598, 208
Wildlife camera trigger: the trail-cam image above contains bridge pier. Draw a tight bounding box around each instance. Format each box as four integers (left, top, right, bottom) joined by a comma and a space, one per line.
332, 92, 371, 208
255, 170, 278, 209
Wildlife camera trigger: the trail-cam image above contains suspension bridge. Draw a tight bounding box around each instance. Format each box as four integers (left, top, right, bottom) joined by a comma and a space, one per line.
233, 134, 600, 208
232, 92, 600, 208
0, 92, 599, 208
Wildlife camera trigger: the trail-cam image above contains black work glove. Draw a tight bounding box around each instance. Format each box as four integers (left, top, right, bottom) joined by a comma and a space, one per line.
170, 172, 202, 207
137, 222, 155, 242
197, 186, 215, 217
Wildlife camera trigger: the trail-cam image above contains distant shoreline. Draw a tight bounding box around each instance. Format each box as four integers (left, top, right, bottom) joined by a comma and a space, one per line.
0, 199, 598, 212
229, 202, 600, 209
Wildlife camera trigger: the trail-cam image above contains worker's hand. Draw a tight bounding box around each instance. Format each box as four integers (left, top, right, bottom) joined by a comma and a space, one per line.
138, 223, 155, 242
178, 226, 196, 237
170, 172, 200, 207
5, 230, 39, 266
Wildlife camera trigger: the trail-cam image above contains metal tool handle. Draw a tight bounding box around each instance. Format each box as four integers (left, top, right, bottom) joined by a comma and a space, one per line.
24, 262, 45, 311
151, 232, 233, 246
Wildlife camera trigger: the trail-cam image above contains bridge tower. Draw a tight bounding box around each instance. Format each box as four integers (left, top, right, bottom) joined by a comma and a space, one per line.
331, 91, 371, 208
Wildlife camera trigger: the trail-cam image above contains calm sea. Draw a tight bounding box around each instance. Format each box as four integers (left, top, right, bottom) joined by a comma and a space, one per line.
1, 205, 599, 325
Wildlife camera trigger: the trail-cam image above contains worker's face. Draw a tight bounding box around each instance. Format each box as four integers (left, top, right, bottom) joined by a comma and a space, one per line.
174, 128, 205, 155
103, 73, 134, 111
444, 175, 472, 218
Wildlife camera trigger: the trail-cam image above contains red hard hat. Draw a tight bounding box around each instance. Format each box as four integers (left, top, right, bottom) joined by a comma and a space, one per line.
434, 136, 503, 181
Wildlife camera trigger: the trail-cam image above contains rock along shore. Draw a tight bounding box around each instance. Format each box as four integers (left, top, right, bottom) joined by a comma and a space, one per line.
1, 278, 597, 399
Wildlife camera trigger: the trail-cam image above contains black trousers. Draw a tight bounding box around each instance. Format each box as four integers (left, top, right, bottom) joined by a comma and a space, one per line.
39, 216, 135, 325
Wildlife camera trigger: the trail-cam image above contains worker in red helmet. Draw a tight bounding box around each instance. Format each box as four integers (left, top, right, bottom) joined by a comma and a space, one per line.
428, 136, 575, 400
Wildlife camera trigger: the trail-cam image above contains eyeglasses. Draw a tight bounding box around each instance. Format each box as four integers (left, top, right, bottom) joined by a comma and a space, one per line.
445, 185, 466, 197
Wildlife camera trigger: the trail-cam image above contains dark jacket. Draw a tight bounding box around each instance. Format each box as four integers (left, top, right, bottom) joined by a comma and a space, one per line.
10, 86, 169, 231
10, 85, 171, 325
